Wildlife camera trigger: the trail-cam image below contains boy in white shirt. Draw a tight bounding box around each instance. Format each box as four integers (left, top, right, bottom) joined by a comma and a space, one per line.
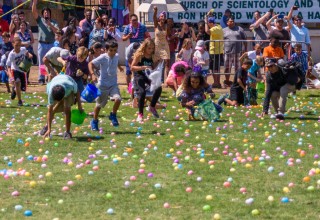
88, 41, 123, 131
6, 37, 33, 106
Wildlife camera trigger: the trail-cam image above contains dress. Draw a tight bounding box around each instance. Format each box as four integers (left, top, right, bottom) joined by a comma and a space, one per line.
154, 27, 170, 61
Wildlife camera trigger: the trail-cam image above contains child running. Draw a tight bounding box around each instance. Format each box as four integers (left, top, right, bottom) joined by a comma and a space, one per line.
218, 58, 253, 106
88, 42, 123, 130
131, 38, 162, 122
180, 71, 217, 120
6, 37, 33, 106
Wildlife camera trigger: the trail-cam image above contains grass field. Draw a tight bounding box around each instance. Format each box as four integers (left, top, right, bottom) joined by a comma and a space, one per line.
0, 89, 319, 219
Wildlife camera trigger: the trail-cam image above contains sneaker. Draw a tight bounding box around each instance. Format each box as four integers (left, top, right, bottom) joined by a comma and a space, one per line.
218, 93, 229, 105
270, 114, 276, 119
38, 79, 45, 86
148, 106, 159, 118
276, 113, 285, 120
11, 87, 16, 100
40, 125, 48, 135
18, 100, 23, 106
109, 112, 119, 126
136, 113, 143, 122
63, 131, 72, 139
90, 119, 99, 131
223, 80, 232, 87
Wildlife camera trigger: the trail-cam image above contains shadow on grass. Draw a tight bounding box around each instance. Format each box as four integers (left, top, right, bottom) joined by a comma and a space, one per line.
107, 130, 165, 135
284, 116, 319, 121
74, 136, 105, 142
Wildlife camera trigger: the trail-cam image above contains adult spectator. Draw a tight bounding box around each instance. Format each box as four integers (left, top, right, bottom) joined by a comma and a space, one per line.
18, 11, 30, 30
221, 9, 231, 28
223, 16, 247, 87
252, 10, 261, 24
61, 0, 76, 27
250, 11, 270, 49
63, 26, 79, 55
32, 0, 59, 85
79, 8, 94, 47
9, 13, 20, 41
262, 59, 301, 120
62, 17, 82, 39
266, 13, 291, 53
105, 18, 122, 42
122, 14, 149, 43
0, 9, 9, 33
205, 16, 224, 88
289, 15, 311, 55
153, 7, 170, 82
1, 0, 12, 24
88, 17, 107, 48
177, 19, 196, 51
167, 18, 179, 68
14, 21, 36, 84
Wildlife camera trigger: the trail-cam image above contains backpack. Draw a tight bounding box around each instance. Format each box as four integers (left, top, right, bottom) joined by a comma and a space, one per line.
279, 60, 305, 90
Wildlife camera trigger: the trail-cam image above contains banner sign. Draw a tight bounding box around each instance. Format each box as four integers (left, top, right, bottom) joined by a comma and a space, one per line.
169, 0, 320, 23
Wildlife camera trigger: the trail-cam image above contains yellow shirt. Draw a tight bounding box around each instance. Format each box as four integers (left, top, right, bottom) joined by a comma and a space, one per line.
209, 24, 224, 55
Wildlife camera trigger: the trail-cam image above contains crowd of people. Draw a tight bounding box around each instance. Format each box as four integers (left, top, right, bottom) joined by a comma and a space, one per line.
0, 2, 313, 139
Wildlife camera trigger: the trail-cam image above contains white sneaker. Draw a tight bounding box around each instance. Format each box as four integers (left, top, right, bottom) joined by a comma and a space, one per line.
136, 113, 143, 122
270, 114, 276, 119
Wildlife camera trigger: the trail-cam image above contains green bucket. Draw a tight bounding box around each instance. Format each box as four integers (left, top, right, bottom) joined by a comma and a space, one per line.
256, 82, 265, 93
71, 109, 87, 125
19, 56, 33, 72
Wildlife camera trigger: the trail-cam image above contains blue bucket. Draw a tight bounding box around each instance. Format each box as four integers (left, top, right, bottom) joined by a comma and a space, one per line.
81, 84, 101, 103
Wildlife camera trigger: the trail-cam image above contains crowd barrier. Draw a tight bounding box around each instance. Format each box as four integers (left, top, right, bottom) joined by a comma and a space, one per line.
203, 39, 309, 77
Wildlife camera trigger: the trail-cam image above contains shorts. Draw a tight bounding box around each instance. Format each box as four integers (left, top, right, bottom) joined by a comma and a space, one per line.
13, 70, 27, 91
1, 70, 8, 83
125, 60, 132, 75
229, 87, 244, 105
209, 54, 224, 72
52, 92, 75, 113
224, 53, 241, 72
96, 85, 121, 108
74, 78, 84, 94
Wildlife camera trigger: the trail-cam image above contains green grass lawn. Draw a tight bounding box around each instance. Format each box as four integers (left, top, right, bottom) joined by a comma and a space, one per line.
0, 89, 319, 219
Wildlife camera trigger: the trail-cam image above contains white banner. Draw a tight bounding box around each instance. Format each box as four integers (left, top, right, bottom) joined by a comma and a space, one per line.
167, 0, 320, 23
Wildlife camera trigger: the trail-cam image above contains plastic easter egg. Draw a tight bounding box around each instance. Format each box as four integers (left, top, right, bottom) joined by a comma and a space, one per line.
202, 205, 211, 211
185, 187, 192, 192
245, 198, 254, 205
213, 213, 221, 220
106, 208, 114, 215
14, 205, 23, 211
106, 193, 112, 199
163, 202, 170, 208
29, 181, 37, 188
24, 210, 32, 216
149, 194, 156, 199
268, 196, 274, 202
251, 209, 260, 216
281, 197, 289, 203
206, 195, 213, 201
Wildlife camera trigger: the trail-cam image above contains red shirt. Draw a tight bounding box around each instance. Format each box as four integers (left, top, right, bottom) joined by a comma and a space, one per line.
0, 19, 9, 32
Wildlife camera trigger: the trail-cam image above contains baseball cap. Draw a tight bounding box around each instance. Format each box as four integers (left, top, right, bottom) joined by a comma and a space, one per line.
208, 17, 215, 24
265, 58, 277, 67
276, 14, 285, 21
195, 40, 205, 50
